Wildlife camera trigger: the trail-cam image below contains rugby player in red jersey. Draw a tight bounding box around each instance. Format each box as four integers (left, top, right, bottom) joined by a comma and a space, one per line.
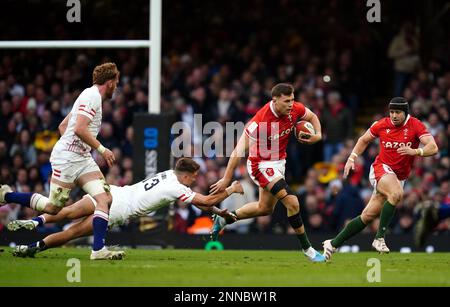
323, 97, 438, 261
210, 83, 325, 262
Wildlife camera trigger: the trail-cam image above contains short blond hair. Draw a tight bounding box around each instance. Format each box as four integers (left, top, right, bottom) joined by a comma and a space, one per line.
92, 62, 119, 85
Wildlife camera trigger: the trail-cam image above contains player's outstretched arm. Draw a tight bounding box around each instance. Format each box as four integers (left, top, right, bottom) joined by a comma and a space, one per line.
195, 181, 244, 207
396, 135, 439, 157
299, 107, 322, 144
343, 129, 375, 179
74, 114, 115, 167
193, 205, 238, 222
210, 133, 249, 194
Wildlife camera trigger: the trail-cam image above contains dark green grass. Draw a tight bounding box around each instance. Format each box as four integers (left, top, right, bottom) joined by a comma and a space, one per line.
1, 247, 449, 286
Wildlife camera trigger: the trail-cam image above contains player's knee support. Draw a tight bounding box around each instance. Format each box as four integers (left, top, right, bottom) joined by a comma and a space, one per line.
82, 178, 111, 198
288, 212, 303, 229
30, 194, 50, 211
49, 185, 72, 208
270, 179, 294, 199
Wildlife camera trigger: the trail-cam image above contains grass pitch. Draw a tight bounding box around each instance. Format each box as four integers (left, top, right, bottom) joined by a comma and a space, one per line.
0, 247, 449, 286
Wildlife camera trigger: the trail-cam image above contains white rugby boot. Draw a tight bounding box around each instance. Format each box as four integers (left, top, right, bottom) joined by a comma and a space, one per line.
90, 247, 125, 260
12, 245, 39, 258
0, 184, 12, 205
322, 239, 337, 262
7, 220, 38, 231
372, 238, 390, 254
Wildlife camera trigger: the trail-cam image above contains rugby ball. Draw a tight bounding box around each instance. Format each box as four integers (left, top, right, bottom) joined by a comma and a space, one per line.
294, 121, 315, 140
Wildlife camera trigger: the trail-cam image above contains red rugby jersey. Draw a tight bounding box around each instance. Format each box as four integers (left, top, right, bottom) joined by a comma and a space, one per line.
245, 100, 306, 162
369, 115, 431, 180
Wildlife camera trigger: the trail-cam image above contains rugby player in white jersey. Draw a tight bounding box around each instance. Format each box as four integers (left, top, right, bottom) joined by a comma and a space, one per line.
9, 158, 243, 258
0, 63, 121, 259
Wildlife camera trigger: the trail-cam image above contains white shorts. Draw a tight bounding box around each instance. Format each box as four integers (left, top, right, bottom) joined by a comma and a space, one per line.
51, 157, 101, 183
369, 163, 405, 194
246, 159, 286, 188
86, 185, 131, 228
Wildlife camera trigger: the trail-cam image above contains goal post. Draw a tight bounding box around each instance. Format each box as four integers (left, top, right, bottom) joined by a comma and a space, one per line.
0, 0, 162, 115
149, 0, 162, 114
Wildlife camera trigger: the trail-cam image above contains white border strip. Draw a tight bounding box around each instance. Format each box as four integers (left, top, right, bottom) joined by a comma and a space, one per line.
0, 40, 151, 49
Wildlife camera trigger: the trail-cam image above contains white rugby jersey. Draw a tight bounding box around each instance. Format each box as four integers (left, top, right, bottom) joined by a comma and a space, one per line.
108, 170, 196, 226
51, 86, 102, 163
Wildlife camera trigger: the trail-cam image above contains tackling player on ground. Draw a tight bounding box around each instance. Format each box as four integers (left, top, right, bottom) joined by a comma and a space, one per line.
209, 83, 326, 262
8, 158, 243, 258
323, 97, 438, 261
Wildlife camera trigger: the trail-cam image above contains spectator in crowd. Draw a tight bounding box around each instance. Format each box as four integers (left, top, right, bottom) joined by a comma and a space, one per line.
388, 21, 420, 96
9, 129, 37, 167
322, 91, 353, 162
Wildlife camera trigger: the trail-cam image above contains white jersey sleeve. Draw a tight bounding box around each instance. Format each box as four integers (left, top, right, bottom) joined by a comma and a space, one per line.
76, 89, 101, 120
50, 86, 103, 162
174, 184, 196, 205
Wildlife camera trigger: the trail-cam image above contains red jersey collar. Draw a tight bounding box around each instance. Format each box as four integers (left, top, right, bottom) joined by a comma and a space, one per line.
269, 100, 280, 118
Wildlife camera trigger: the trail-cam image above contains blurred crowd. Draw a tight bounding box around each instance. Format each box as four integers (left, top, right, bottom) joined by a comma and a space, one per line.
0, 0, 448, 238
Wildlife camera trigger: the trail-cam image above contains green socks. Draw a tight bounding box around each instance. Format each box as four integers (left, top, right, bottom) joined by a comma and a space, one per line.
329, 201, 396, 248
376, 201, 396, 239
331, 216, 366, 248
297, 233, 312, 250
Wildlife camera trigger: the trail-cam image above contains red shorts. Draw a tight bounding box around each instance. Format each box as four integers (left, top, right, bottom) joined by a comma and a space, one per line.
246, 159, 286, 188
369, 163, 405, 192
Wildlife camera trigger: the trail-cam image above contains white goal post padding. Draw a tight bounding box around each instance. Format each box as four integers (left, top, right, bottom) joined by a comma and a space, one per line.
0, 40, 151, 49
